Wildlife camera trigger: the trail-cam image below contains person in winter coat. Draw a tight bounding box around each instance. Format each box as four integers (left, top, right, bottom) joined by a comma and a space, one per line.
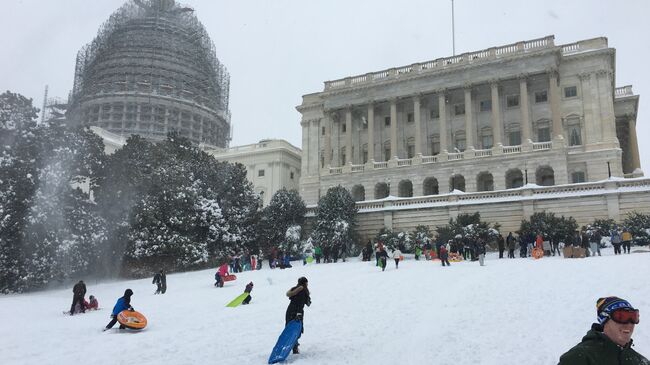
242, 282, 254, 305
377, 247, 389, 271
285, 277, 311, 354
69, 280, 87, 315
414, 246, 422, 260
611, 229, 623, 255
84, 295, 99, 311
392, 248, 402, 269
152, 269, 167, 294
103, 289, 134, 331
314, 245, 322, 264
622, 228, 633, 254
506, 232, 516, 259
558, 296, 647, 365
589, 231, 602, 257
215, 262, 229, 287
497, 234, 505, 259
439, 245, 450, 266
477, 240, 487, 266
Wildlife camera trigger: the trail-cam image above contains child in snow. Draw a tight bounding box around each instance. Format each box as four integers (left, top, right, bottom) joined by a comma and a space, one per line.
242, 282, 254, 305
152, 269, 167, 294
215, 262, 229, 287
377, 247, 389, 271
392, 248, 402, 269
439, 245, 450, 266
103, 289, 134, 331
84, 295, 99, 311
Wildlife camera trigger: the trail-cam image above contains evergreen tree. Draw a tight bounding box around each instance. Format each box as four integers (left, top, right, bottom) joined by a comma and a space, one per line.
311, 185, 357, 253
623, 212, 650, 245
518, 212, 577, 244
259, 188, 306, 255
413, 225, 433, 247
435, 212, 500, 248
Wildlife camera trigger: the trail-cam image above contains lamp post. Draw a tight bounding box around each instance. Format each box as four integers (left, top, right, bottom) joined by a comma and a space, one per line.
607, 161, 611, 178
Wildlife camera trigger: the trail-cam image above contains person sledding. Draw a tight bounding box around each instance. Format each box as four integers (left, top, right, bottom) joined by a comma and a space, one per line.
103, 289, 134, 331
215, 262, 230, 287
285, 277, 311, 354
242, 282, 254, 305
84, 295, 99, 311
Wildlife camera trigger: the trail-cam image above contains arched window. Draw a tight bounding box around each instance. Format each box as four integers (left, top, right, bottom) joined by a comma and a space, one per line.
423, 177, 439, 195
536, 165, 555, 186
351, 185, 365, 202
398, 180, 413, 197
505, 168, 524, 189
374, 182, 389, 199
450, 174, 465, 192
476, 172, 494, 192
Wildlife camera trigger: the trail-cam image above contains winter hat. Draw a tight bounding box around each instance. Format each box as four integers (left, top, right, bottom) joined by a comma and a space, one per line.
597, 296, 635, 324
298, 277, 308, 285
124, 289, 134, 297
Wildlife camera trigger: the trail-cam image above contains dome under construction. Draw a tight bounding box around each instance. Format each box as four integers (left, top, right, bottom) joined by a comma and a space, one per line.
68, 0, 230, 147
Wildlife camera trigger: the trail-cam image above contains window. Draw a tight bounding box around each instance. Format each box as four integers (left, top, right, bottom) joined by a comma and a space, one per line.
321, 126, 325, 135
430, 109, 439, 119
538, 127, 551, 142
341, 123, 346, 133
407, 144, 415, 158
290, 172, 294, 180
569, 125, 582, 146
362, 150, 368, 164
535, 91, 548, 103
258, 169, 265, 177
383, 143, 391, 161
509, 131, 521, 146
320, 151, 324, 168
564, 86, 577, 98
455, 137, 466, 152
454, 104, 465, 115
479, 100, 492, 112
572, 171, 586, 183
482, 135, 493, 149
407, 112, 414, 123
384, 117, 391, 126
506, 95, 520, 108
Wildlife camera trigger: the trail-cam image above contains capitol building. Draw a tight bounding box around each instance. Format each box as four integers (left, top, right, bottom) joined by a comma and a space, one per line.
297, 35, 647, 237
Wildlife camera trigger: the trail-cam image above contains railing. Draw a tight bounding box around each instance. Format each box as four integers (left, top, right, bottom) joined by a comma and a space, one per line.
474, 148, 493, 157
351, 164, 365, 173
502, 145, 522, 154
329, 167, 342, 174
373, 161, 388, 169
532, 141, 552, 151
562, 42, 580, 54
615, 85, 634, 98
397, 158, 413, 167
447, 152, 464, 161
422, 155, 438, 164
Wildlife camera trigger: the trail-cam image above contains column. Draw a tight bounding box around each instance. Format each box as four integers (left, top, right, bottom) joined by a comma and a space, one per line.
413, 95, 422, 156
490, 81, 502, 146
519, 76, 531, 142
367, 103, 375, 163
345, 107, 352, 165
596, 70, 618, 145
323, 113, 332, 167
579, 72, 598, 145
628, 117, 641, 170
390, 99, 398, 159
438, 92, 448, 152
548, 69, 563, 139
464, 86, 474, 149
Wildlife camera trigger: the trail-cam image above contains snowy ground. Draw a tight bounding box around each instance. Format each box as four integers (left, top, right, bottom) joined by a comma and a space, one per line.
2, 247, 649, 365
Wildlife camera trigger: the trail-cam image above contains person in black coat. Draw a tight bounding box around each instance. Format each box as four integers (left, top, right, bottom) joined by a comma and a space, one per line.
153, 270, 167, 294
286, 277, 311, 354
377, 247, 389, 271
242, 282, 254, 305
497, 234, 505, 259
69, 280, 87, 315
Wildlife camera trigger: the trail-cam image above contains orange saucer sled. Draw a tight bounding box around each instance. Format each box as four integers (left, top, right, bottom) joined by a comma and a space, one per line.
532, 247, 544, 259
117, 310, 148, 330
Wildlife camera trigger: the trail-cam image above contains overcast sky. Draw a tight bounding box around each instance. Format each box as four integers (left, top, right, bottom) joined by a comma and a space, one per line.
1, 0, 649, 173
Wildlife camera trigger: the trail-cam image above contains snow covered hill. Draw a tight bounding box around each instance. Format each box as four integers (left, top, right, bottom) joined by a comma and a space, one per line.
2, 248, 649, 365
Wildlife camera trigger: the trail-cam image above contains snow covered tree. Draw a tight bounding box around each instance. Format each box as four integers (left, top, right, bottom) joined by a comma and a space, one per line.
587, 218, 617, 238
311, 185, 357, 253
623, 212, 650, 245
436, 212, 500, 248
259, 188, 306, 255
413, 225, 433, 247
518, 212, 577, 244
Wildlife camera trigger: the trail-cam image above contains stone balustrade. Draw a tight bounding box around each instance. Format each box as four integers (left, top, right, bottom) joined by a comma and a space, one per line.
304, 177, 650, 216
323, 36, 611, 91
615, 85, 634, 98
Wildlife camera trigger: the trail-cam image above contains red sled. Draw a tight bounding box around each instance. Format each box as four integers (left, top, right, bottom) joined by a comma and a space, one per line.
223, 274, 237, 282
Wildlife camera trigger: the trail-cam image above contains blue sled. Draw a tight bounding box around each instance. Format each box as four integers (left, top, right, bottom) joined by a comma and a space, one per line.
268, 319, 302, 364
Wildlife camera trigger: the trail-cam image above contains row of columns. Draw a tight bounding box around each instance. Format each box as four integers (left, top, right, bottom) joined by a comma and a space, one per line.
324, 72, 564, 166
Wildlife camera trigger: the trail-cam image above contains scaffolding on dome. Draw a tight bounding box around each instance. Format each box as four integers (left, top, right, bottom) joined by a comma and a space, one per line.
69, 0, 230, 144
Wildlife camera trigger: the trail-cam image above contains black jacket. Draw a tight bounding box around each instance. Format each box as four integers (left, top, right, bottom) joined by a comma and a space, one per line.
286, 286, 311, 316
73, 282, 86, 298
558, 323, 648, 365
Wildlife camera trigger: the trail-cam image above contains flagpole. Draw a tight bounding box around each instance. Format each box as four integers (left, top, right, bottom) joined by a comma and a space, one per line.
452, 0, 456, 56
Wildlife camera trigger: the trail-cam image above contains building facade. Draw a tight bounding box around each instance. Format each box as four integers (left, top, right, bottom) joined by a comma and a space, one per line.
67, 0, 231, 147
297, 36, 642, 205
202, 139, 302, 206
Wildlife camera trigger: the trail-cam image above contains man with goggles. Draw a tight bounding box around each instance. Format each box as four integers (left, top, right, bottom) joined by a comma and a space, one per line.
559, 296, 647, 364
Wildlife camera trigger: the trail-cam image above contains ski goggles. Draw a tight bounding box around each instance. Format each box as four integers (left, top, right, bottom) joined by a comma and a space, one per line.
610, 309, 640, 325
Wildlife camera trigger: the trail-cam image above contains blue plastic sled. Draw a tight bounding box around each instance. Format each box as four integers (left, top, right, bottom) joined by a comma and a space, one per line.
268, 319, 303, 364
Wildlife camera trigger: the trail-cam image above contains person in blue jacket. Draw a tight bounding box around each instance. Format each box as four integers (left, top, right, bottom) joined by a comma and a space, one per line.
103, 289, 134, 331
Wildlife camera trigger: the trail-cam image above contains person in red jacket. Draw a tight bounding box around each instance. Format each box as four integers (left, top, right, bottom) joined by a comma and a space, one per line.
84, 295, 99, 310
439, 245, 450, 266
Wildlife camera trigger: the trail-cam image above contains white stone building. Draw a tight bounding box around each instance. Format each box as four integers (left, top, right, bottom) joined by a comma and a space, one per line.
297, 35, 642, 206
202, 139, 301, 206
